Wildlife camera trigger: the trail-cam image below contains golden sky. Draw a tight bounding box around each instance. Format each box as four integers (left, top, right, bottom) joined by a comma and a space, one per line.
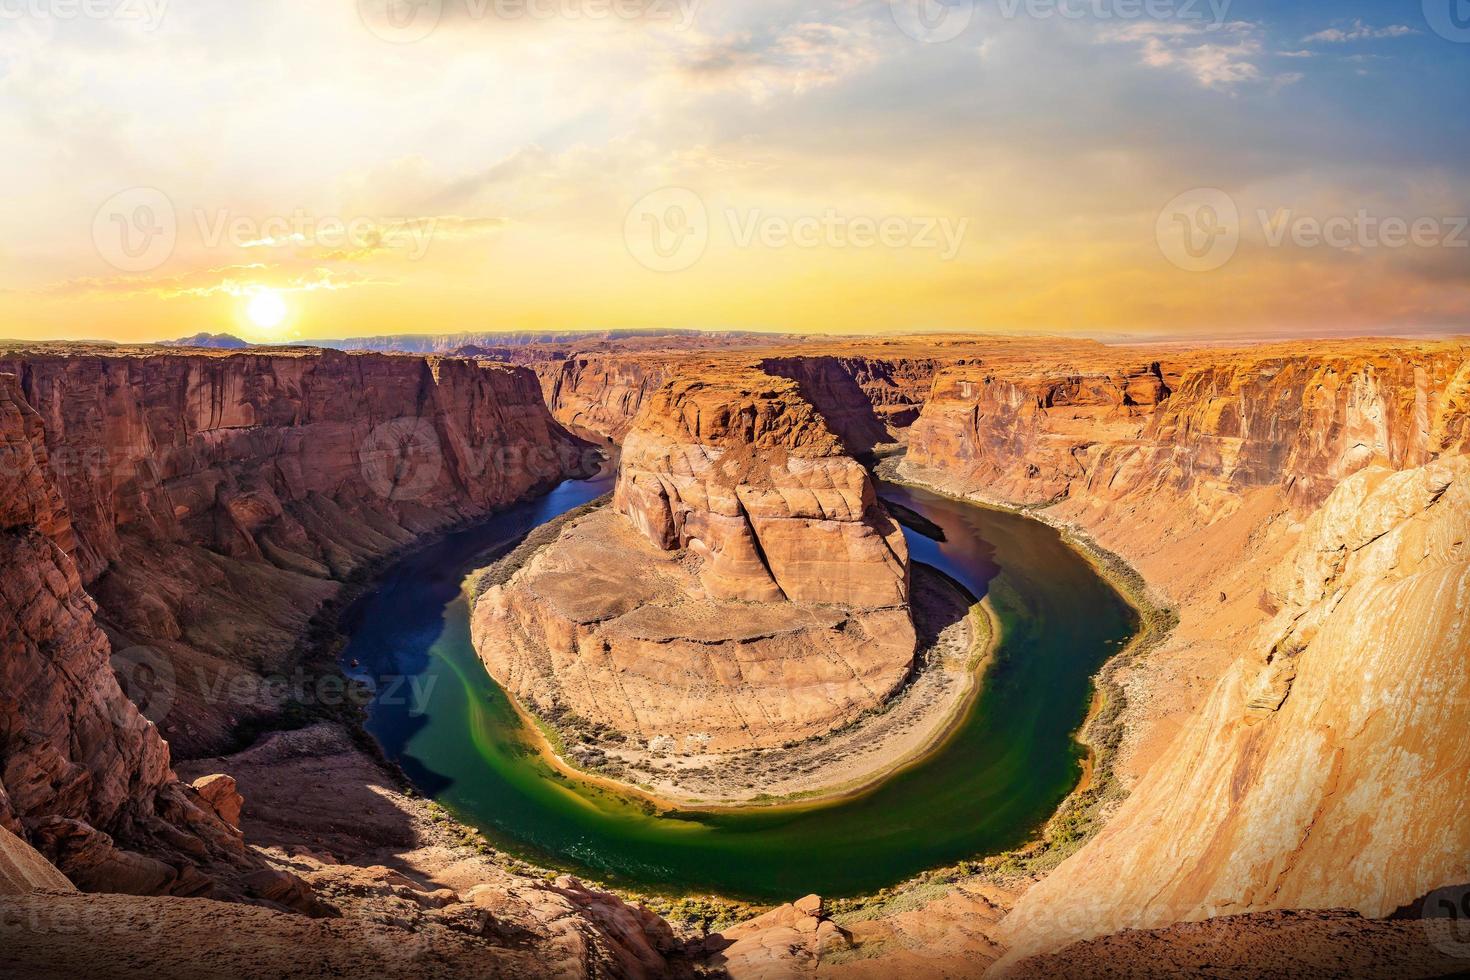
1, 1, 1467, 343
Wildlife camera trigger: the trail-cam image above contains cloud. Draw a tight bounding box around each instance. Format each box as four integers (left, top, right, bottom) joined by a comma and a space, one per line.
44, 264, 392, 299
241, 215, 506, 260
676, 21, 882, 99
1101, 21, 1264, 89
1303, 21, 1418, 44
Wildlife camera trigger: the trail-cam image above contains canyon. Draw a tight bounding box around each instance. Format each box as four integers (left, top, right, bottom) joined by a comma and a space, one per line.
2, 335, 1468, 979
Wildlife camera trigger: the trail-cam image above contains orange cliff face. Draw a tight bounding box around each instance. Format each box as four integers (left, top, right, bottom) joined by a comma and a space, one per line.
881, 339, 1470, 966
996, 455, 1470, 966
0, 346, 596, 903
473, 368, 916, 753
614, 373, 910, 607
0, 373, 258, 900
0, 346, 594, 759
906, 341, 1470, 514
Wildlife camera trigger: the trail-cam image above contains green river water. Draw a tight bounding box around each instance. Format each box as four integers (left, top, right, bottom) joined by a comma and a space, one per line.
344, 468, 1136, 902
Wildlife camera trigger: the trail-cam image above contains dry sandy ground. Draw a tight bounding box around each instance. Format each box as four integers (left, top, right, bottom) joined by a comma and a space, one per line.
1003, 909, 1468, 979
0, 892, 544, 979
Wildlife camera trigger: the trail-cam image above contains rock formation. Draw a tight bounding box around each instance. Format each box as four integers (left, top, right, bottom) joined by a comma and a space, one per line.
0, 373, 266, 900
0, 346, 593, 759
6, 333, 1470, 980
0, 347, 593, 903
539, 354, 679, 442
474, 369, 915, 752
889, 339, 1470, 967
615, 374, 910, 607
996, 455, 1470, 963
906, 342, 1470, 512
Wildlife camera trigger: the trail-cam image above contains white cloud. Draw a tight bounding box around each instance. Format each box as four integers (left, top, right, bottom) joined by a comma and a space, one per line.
1100, 21, 1264, 89
1304, 21, 1418, 43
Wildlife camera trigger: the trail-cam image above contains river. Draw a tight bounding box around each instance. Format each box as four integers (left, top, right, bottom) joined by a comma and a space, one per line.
341, 466, 1137, 902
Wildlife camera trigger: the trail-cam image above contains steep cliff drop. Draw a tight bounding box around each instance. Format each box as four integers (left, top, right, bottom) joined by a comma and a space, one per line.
892, 340, 1470, 970
0, 373, 263, 902
473, 368, 916, 762
1, 350, 687, 978
0, 346, 595, 760
997, 454, 1470, 966
0, 348, 592, 893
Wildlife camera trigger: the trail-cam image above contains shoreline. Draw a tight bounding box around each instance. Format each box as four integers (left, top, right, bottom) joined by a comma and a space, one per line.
227, 457, 1169, 914
468, 530, 1002, 812
864, 459, 1178, 875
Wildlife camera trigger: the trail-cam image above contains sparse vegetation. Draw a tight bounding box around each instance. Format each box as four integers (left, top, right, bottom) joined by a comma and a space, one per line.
466, 495, 611, 599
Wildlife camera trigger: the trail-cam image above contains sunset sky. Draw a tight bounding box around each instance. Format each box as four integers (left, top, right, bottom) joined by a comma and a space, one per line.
2, 0, 1467, 344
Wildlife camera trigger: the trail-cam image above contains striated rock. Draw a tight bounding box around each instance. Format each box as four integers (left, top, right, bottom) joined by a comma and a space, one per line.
177, 722, 682, 978
907, 341, 1470, 513
0, 825, 75, 896
757, 352, 960, 447
0, 346, 593, 759
0, 348, 594, 908
475, 369, 915, 752
615, 373, 910, 607
541, 354, 679, 442
475, 508, 916, 751
0, 373, 244, 894
706, 893, 851, 978
28, 818, 180, 896
995, 454, 1470, 964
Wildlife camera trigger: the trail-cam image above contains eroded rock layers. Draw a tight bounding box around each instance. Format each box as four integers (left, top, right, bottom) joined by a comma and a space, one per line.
0, 347, 591, 759
0, 348, 591, 901
907, 342, 1470, 512
474, 370, 915, 752
0, 374, 255, 900
998, 455, 1470, 963
890, 339, 1470, 965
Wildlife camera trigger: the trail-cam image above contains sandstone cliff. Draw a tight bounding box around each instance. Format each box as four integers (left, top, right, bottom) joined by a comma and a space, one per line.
0, 347, 593, 904
615, 374, 910, 607
530, 336, 1115, 448
474, 370, 916, 752
996, 455, 1470, 963
891, 340, 1470, 967
907, 342, 1470, 513
0, 346, 592, 759
540, 354, 678, 442
0, 373, 260, 900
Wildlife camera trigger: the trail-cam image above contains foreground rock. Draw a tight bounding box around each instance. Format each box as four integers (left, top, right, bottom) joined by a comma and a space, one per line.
891, 339, 1470, 967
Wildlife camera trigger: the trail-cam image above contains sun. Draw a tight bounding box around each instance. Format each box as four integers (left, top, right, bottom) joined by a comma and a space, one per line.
245, 290, 289, 333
